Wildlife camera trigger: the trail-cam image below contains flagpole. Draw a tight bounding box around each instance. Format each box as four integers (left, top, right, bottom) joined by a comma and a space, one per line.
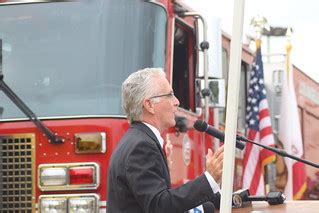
279, 27, 307, 200
220, 0, 245, 212
285, 27, 292, 85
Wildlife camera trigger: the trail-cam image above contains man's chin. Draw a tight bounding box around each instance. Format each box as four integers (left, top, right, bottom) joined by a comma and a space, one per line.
170, 121, 176, 128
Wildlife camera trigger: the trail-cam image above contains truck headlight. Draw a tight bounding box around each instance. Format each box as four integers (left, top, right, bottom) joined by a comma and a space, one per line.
69, 197, 96, 213
39, 194, 99, 213
40, 198, 67, 213
40, 168, 67, 186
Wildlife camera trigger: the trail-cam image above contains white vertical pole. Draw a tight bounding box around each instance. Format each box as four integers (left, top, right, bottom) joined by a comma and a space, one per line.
213, 108, 220, 151
220, 0, 245, 212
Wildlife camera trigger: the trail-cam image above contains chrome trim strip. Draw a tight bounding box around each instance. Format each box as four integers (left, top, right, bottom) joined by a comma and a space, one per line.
0, 0, 72, 6
170, 16, 175, 85
31, 134, 36, 212
0, 114, 127, 122
99, 200, 107, 206
38, 193, 100, 213
145, 0, 166, 13
38, 162, 100, 191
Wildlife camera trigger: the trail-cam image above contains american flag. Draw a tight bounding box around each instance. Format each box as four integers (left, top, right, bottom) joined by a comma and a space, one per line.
242, 46, 276, 195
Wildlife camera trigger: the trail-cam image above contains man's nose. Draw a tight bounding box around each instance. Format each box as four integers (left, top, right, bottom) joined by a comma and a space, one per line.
174, 95, 180, 107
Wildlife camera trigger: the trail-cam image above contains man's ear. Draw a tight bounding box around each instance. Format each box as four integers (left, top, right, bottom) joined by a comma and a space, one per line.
143, 99, 155, 114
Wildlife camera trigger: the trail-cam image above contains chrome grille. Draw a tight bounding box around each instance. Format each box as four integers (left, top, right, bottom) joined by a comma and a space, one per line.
0, 134, 35, 213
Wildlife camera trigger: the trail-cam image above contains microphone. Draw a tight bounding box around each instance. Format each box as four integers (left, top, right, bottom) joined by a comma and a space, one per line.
247, 191, 286, 205
232, 189, 285, 208
193, 120, 246, 150
202, 201, 215, 213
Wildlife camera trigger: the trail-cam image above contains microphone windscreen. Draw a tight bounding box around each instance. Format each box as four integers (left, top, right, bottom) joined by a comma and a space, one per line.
193, 120, 207, 132
202, 201, 216, 213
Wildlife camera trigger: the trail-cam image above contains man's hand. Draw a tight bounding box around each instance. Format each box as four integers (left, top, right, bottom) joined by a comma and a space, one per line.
206, 146, 224, 184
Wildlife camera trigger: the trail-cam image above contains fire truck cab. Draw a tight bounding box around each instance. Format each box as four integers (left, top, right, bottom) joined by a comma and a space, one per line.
0, 0, 227, 212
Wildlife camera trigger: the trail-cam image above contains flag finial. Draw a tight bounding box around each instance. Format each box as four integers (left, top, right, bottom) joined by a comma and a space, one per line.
285, 27, 293, 54
285, 27, 293, 81
250, 15, 269, 49
250, 15, 269, 40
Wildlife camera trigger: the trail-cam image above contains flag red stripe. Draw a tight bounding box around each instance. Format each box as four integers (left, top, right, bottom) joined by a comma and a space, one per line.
260, 126, 272, 139
243, 129, 257, 169
249, 153, 261, 195
243, 143, 252, 171
259, 108, 269, 120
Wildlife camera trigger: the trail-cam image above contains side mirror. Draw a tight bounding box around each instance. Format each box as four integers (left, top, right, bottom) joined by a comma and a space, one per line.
195, 79, 225, 108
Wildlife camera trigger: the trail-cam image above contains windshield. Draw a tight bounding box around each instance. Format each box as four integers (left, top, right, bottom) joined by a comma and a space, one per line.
0, 0, 167, 119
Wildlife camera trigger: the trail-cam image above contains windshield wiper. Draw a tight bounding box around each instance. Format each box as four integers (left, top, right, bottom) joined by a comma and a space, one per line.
0, 39, 63, 144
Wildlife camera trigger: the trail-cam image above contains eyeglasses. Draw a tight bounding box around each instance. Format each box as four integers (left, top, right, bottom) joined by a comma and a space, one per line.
149, 91, 175, 100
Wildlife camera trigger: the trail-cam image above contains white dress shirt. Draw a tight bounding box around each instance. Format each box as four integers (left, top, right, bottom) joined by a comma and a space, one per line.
143, 122, 220, 194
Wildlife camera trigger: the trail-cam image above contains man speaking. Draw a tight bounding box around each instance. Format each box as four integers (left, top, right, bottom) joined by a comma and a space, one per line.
107, 68, 224, 212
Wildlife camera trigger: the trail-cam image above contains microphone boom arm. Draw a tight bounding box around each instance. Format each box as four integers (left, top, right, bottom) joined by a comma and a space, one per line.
244, 138, 319, 169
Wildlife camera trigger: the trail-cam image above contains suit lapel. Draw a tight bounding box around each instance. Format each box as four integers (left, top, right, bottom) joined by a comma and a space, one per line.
131, 122, 170, 180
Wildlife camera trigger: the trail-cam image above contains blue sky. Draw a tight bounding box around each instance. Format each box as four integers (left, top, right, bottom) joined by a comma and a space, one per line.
183, 0, 319, 83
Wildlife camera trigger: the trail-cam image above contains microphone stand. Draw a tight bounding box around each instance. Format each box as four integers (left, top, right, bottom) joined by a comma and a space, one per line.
232, 189, 285, 208
241, 137, 319, 169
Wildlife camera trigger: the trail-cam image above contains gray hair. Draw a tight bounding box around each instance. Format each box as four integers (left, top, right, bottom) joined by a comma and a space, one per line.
122, 67, 166, 123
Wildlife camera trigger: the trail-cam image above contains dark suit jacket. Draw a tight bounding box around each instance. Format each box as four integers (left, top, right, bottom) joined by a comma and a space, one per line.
107, 122, 219, 213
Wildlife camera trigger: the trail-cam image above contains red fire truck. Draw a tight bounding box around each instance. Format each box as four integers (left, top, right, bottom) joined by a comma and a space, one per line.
0, 0, 254, 212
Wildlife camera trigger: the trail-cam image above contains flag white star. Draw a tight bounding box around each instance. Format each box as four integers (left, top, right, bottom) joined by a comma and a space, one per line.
249, 119, 255, 125
262, 89, 266, 95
